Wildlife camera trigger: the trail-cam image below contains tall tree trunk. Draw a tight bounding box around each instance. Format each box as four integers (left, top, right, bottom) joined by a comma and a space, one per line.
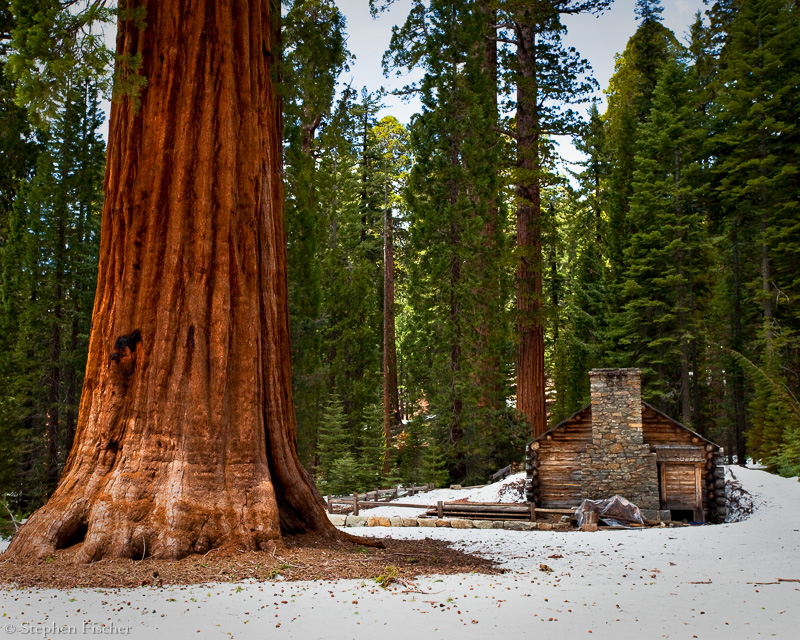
46, 195, 67, 492
515, 21, 547, 438
7, 0, 339, 562
382, 177, 399, 476
449, 136, 464, 479
675, 150, 692, 425
731, 217, 747, 464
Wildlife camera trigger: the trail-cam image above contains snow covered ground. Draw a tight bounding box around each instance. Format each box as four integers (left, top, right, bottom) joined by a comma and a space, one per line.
1, 465, 798, 639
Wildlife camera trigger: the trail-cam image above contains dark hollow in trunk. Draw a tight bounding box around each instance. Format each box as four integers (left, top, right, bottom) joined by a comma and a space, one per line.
6, 0, 340, 562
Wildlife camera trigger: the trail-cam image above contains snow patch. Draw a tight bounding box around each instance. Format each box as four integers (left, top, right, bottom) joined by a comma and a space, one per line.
2, 466, 800, 639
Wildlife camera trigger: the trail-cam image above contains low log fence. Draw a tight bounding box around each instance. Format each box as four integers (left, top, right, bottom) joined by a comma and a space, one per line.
326, 486, 576, 521
491, 464, 514, 482
326, 484, 435, 515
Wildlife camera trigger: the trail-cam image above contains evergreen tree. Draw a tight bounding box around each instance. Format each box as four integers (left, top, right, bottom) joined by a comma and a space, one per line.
387, 0, 513, 483
616, 53, 711, 424
558, 102, 609, 411
371, 115, 410, 475
316, 88, 385, 465
602, 1, 681, 324
0, 78, 104, 507
710, 0, 800, 466
495, 0, 610, 438
0, 3, 40, 307
282, 0, 352, 467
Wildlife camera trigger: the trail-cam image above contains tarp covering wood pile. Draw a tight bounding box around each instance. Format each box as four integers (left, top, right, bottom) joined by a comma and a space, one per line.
575, 495, 646, 528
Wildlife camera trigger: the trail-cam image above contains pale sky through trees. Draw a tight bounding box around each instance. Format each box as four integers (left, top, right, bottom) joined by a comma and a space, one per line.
335, 0, 706, 165
100, 0, 707, 164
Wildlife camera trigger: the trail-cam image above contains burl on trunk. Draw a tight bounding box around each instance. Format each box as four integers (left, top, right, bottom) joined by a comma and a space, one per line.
6, 0, 338, 562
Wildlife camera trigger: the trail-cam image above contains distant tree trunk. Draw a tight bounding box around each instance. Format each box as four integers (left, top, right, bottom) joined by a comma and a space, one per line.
6, 0, 339, 562
730, 217, 747, 464
515, 21, 547, 439
449, 137, 464, 478
382, 178, 399, 476
46, 218, 64, 492
675, 150, 692, 426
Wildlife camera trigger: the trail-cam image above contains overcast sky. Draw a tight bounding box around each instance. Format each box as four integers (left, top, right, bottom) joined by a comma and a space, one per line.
339, 0, 707, 121
335, 0, 708, 164
101, 0, 709, 162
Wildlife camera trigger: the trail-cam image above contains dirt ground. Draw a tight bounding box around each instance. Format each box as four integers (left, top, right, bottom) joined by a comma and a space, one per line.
0, 533, 500, 590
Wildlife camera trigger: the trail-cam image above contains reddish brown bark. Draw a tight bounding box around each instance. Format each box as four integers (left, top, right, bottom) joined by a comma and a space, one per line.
6, 0, 339, 562
514, 20, 547, 439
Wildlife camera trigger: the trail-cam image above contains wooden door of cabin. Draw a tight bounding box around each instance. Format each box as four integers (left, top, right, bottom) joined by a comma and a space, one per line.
659, 463, 704, 522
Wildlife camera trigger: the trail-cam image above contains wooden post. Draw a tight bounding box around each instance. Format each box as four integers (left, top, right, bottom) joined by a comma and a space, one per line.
352, 492, 359, 516
530, 503, 537, 522
394, 485, 400, 499
327, 495, 332, 514
437, 501, 444, 518
581, 510, 598, 532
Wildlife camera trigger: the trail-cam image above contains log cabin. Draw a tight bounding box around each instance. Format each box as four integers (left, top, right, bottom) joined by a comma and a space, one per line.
525, 368, 727, 523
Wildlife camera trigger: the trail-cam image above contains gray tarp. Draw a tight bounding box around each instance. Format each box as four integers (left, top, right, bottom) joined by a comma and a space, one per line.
576, 495, 646, 528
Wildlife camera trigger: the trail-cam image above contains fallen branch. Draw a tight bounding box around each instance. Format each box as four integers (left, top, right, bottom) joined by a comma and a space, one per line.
2, 500, 20, 532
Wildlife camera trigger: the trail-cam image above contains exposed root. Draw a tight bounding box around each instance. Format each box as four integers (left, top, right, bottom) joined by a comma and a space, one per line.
336, 529, 386, 549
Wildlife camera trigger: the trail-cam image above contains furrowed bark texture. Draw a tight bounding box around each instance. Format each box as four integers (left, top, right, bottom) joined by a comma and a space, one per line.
6, 0, 335, 562
515, 20, 547, 440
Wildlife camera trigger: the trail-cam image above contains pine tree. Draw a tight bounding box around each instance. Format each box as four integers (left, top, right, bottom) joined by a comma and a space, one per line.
371, 115, 410, 475
616, 53, 711, 423
387, 0, 512, 483
282, 0, 352, 467
559, 102, 608, 411
602, 1, 681, 329
0, 77, 104, 509
711, 0, 800, 466
315, 87, 384, 469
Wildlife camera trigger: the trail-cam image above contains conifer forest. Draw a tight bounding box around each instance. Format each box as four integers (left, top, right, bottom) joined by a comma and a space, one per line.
0, 0, 798, 519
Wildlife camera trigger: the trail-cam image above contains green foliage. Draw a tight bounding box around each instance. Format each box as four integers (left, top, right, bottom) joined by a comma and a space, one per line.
0, 77, 104, 508
602, 9, 682, 292
387, 0, 514, 484
315, 395, 387, 494
282, 0, 355, 467
394, 413, 449, 488
611, 53, 712, 424
5, 0, 115, 128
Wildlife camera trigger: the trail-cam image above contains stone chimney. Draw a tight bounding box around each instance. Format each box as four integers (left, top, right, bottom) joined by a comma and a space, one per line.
580, 368, 659, 509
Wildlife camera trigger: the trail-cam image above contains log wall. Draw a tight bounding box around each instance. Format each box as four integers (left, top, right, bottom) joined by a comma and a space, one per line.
526, 402, 727, 523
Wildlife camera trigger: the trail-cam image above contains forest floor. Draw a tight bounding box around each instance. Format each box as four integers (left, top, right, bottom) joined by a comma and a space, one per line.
0, 535, 499, 589
1, 465, 798, 639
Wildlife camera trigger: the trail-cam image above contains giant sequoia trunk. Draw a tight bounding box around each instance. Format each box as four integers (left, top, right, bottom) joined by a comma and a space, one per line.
6, 0, 337, 562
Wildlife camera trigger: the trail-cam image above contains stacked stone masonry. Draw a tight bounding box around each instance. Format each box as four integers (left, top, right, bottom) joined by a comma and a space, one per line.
580, 369, 659, 510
